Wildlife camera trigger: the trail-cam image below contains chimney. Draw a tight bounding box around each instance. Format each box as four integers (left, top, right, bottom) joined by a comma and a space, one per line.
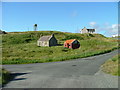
51, 34, 54, 37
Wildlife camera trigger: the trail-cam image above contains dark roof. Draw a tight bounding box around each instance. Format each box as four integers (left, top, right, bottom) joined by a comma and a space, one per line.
82, 27, 95, 31
38, 36, 51, 41
87, 29, 95, 31
87, 29, 95, 30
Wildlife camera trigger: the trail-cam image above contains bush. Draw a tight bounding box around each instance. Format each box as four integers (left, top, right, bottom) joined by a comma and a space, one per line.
101, 55, 120, 76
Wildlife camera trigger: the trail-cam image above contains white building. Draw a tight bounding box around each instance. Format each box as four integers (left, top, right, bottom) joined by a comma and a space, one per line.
81, 27, 95, 34
112, 34, 120, 37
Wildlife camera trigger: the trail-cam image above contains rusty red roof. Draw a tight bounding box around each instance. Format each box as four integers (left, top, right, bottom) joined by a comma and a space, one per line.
64, 39, 76, 44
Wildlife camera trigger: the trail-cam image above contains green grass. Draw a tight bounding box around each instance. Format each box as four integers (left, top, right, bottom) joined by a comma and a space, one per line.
101, 54, 120, 76
2, 31, 118, 64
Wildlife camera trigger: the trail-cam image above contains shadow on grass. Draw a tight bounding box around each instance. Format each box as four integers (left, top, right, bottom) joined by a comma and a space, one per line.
2, 72, 29, 87
57, 44, 63, 46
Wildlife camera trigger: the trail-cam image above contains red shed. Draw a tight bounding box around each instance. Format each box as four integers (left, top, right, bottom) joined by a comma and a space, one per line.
64, 39, 80, 49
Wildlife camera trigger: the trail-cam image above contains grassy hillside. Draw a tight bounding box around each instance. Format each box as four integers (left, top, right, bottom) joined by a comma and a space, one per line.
2, 31, 118, 64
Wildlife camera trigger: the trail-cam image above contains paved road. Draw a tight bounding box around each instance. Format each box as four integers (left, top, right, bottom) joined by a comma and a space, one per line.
3, 50, 118, 88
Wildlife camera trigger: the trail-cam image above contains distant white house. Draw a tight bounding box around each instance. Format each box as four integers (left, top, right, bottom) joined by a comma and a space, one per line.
112, 34, 120, 37
81, 27, 95, 34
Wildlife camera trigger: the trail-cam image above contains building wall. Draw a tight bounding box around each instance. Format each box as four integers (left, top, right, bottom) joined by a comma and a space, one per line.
72, 40, 80, 49
37, 41, 39, 46
49, 37, 57, 46
64, 43, 71, 48
81, 28, 88, 34
37, 41, 49, 46
64, 43, 68, 48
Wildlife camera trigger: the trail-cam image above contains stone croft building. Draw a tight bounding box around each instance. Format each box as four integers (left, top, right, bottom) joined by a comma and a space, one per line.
81, 27, 95, 34
37, 34, 57, 47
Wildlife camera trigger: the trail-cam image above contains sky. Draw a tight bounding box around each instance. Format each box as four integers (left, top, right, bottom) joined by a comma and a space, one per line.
2, 2, 119, 37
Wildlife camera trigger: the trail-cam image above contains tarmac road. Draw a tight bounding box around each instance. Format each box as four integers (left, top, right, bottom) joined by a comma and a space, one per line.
3, 50, 118, 88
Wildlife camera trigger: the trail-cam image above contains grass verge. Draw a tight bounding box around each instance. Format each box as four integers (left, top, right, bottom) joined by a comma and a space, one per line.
101, 54, 120, 76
